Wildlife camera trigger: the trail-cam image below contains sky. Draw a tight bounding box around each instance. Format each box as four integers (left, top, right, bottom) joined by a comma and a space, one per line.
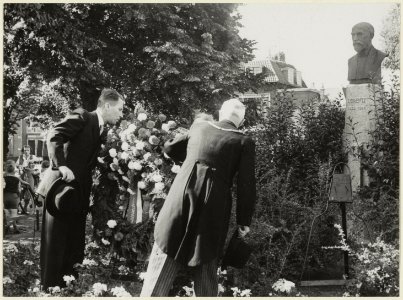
237, 2, 396, 92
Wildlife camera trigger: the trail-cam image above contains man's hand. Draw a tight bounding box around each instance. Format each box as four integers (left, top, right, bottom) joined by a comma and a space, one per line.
238, 225, 250, 238
59, 166, 75, 182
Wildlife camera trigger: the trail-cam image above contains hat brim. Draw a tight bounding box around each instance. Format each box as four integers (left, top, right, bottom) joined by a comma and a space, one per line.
45, 178, 81, 219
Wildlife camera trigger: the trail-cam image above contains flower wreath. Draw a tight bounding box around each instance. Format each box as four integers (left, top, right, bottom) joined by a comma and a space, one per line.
90, 110, 185, 266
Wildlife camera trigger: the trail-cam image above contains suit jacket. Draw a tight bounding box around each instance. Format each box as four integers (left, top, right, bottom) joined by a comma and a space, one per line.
154, 120, 256, 266
40, 108, 105, 289
45, 108, 105, 209
348, 45, 388, 84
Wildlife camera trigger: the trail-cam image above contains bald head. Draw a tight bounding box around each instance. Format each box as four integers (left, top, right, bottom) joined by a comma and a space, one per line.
352, 22, 374, 53
219, 98, 246, 128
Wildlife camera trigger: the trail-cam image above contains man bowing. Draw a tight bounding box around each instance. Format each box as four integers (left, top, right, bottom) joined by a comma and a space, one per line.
40, 88, 124, 289
141, 98, 256, 296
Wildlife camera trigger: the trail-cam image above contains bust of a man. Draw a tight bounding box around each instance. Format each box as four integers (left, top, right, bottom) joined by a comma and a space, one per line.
348, 22, 388, 84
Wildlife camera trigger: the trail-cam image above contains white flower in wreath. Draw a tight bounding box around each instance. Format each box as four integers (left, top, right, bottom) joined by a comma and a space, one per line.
133, 161, 143, 171
92, 283, 108, 296
107, 220, 117, 228
128, 161, 136, 170
137, 113, 147, 121
118, 169, 124, 175
138, 181, 146, 189
109, 148, 117, 158
121, 142, 130, 151
148, 135, 160, 145
127, 123, 137, 133
121, 152, 129, 160
113, 157, 119, 165
152, 174, 163, 183
97, 157, 105, 163
154, 158, 163, 166
161, 123, 170, 132
168, 120, 177, 129
122, 176, 130, 183
101, 238, 110, 246
155, 182, 165, 192
143, 152, 152, 161
136, 141, 145, 150
171, 164, 181, 173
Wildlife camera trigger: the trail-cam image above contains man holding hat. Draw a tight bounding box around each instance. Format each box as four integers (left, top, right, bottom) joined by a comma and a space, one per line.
140, 98, 256, 296
40, 88, 124, 289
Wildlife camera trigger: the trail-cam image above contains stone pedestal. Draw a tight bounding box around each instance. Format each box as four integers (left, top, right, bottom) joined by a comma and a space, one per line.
343, 84, 381, 192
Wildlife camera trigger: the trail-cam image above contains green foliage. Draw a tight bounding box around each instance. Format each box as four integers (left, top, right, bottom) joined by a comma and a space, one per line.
349, 77, 399, 243
233, 92, 346, 292
4, 3, 266, 157
381, 3, 400, 71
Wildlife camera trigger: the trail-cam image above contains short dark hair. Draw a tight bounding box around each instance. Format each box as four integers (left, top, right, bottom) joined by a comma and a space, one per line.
6, 160, 15, 173
97, 88, 124, 107
41, 160, 50, 169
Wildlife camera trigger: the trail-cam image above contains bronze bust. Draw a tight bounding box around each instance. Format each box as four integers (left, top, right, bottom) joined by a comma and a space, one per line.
348, 22, 388, 84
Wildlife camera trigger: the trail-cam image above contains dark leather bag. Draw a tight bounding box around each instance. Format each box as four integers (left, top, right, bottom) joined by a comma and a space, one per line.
222, 229, 253, 269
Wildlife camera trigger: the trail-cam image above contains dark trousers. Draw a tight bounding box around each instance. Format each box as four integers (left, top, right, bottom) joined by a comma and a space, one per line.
40, 205, 86, 289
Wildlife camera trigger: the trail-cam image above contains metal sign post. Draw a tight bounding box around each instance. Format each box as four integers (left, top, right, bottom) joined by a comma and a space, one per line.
329, 163, 352, 279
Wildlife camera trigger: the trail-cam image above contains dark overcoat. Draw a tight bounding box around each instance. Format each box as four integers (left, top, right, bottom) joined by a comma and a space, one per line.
40, 108, 104, 289
154, 120, 256, 267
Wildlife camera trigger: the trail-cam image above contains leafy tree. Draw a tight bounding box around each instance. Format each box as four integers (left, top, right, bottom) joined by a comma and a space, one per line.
4, 3, 264, 156
381, 3, 400, 71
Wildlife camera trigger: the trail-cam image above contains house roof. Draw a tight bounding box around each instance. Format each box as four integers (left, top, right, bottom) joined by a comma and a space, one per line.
243, 59, 304, 87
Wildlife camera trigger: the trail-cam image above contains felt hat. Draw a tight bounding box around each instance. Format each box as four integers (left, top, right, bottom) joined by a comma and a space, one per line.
45, 178, 82, 218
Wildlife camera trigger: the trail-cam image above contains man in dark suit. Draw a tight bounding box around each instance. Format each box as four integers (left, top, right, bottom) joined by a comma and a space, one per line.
140, 99, 256, 296
348, 22, 388, 84
40, 88, 124, 289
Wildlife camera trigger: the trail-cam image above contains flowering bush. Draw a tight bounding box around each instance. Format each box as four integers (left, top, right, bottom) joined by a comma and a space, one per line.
323, 224, 399, 296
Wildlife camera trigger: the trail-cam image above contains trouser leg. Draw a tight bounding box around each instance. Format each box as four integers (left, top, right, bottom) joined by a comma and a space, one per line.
140, 243, 182, 296
193, 259, 218, 297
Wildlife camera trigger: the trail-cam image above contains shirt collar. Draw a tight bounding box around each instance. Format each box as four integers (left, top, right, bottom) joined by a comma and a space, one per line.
95, 108, 104, 127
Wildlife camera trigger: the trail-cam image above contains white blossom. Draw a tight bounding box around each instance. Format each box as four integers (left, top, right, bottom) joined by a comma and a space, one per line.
82, 258, 98, 266
155, 182, 165, 192
136, 141, 145, 150
121, 152, 129, 160
3, 276, 14, 284
138, 181, 146, 189
240, 289, 252, 297
143, 152, 152, 161
171, 164, 181, 173
161, 123, 170, 132
97, 157, 105, 163
154, 158, 163, 165
137, 113, 147, 121
111, 286, 131, 297
132, 161, 143, 171
23, 260, 34, 265
101, 238, 111, 246
152, 174, 163, 182
122, 176, 130, 183
63, 275, 75, 285
272, 278, 295, 294
168, 120, 177, 129
48, 286, 61, 293
121, 142, 129, 151
113, 157, 119, 165
107, 220, 117, 228
109, 148, 117, 157
127, 124, 137, 133
137, 272, 147, 281
92, 283, 107, 296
